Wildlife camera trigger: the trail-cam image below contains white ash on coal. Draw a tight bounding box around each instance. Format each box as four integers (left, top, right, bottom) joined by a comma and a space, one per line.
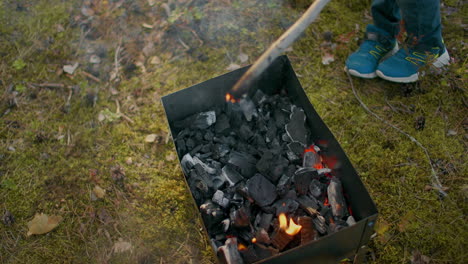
173, 89, 354, 263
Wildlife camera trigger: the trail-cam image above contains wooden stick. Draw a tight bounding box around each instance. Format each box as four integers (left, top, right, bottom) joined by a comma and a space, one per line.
229, 0, 330, 99
80, 71, 101, 83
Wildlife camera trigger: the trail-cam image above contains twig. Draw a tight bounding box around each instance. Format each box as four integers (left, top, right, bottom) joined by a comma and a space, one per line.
346, 72, 448, 197
161, 3, 171, 18
177, 25, 204, 46
31, 83, 67, 89
115, 99, 135, 124
114, 45, 122, 79
80, 71, 101, 83
75, 27, 92, 57
177, 37, 190, 51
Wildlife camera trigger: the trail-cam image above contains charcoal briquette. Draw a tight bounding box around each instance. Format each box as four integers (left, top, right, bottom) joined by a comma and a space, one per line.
294, 168, 317, 195
296, 195, 319, 216
186, 138, 196, 149
213, 190, 230, 208
200, 201, 225, 230
175, 110, 216, 130
303, 150, 320, 168
287, 141, 305, 156
230, 206, 250, 227
204, 130, 214, 141
181, 153, 195, 174
254, 213, 273, 230
308, 179, 322, 198
228, 151, 257, 178
239, 98, 258, 122
252, 89, 267, 106
327, 177, 347, 218
273, 198, 299, 215
246, 174, 277, 207
218, 238, 244, 264
215, 113, 230, 134
221, 164, 244, 186
285, 107, 308, 145
239, 124, 254, 141
193, 156, 217, 175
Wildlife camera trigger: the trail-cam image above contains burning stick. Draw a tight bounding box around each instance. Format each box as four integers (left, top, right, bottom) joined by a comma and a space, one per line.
298, 216, 317, 245
228, 0, 331, 100
271, 213, 302, 251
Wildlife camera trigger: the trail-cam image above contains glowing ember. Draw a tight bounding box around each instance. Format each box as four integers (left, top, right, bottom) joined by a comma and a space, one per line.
303, 146, 316, 153
251, 237, 257, 243
313, 163, 324, 170
238, 243, 247, 251
225, 93, 237, 103
278, 213, 302, 236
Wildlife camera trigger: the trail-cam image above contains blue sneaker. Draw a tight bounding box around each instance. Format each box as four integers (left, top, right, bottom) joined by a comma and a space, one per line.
376, 46, 450, 83
345, 25, 398, 79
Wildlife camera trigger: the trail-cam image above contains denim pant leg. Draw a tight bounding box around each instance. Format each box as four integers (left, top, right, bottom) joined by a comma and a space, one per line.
371, 0, 401, 37
396, 0, 443, 51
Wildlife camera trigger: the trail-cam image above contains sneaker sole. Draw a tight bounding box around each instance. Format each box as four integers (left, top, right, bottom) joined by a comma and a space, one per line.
344, 43, 399, 79
344, 66, 377, 78
376, 49, 451, 83
376, 70, 419, 83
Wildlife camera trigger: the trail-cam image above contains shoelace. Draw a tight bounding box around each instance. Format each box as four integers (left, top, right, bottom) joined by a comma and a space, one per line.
359, 40, 389, 59
397, 47, 441, 66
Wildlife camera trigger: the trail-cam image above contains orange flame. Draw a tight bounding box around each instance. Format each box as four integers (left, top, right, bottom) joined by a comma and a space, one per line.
251, 237, 257, 243
225, 93, 237, 103
278, 213, 302, 236
238, 243, 247, 251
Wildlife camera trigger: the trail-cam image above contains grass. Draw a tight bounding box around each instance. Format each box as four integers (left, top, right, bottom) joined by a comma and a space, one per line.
0, 0, 466, 263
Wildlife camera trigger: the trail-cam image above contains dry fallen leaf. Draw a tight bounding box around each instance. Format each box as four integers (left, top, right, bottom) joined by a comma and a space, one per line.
226, 63, 241, 71
63, 63, 79, 74
165, 152, 176, 161
27, 213, 63, 236
145, 134, 158, 143
113, 238, 133, 254
93, 185, 106, 199
321, 52, 335, 65
125, 157, 133, 165
238, 52, 249, 63
142, 23, 154, 29
411, 250, 431, 264
149, 56, 161, 65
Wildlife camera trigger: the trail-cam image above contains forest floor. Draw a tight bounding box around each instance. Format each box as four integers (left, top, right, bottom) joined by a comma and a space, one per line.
0, 0, 466, 263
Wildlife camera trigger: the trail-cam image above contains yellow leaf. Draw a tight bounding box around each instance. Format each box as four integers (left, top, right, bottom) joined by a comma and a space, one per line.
375, 219, 390, 236
27, 213, 63, 236
398, 211, 415, 232
93, 185, 106, 199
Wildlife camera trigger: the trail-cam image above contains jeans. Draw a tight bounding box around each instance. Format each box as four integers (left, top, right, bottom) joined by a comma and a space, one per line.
371, 0, 443, 51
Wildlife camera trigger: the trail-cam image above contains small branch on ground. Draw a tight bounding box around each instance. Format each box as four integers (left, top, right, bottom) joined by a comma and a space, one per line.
115, 99, 134, 124
80, 71, 101, 83
346, 72, 448, 197
30, 83, 67, 89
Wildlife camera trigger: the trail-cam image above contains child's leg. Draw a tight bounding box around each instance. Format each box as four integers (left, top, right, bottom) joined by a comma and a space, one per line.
371, 0, 401, 37
396, 0, 443, 51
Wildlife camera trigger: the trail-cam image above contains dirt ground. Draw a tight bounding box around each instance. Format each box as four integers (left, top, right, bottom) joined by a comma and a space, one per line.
0, 0, 466, 263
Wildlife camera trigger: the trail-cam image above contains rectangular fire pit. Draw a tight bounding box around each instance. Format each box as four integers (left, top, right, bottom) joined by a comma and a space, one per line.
162, 56, 377, 264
